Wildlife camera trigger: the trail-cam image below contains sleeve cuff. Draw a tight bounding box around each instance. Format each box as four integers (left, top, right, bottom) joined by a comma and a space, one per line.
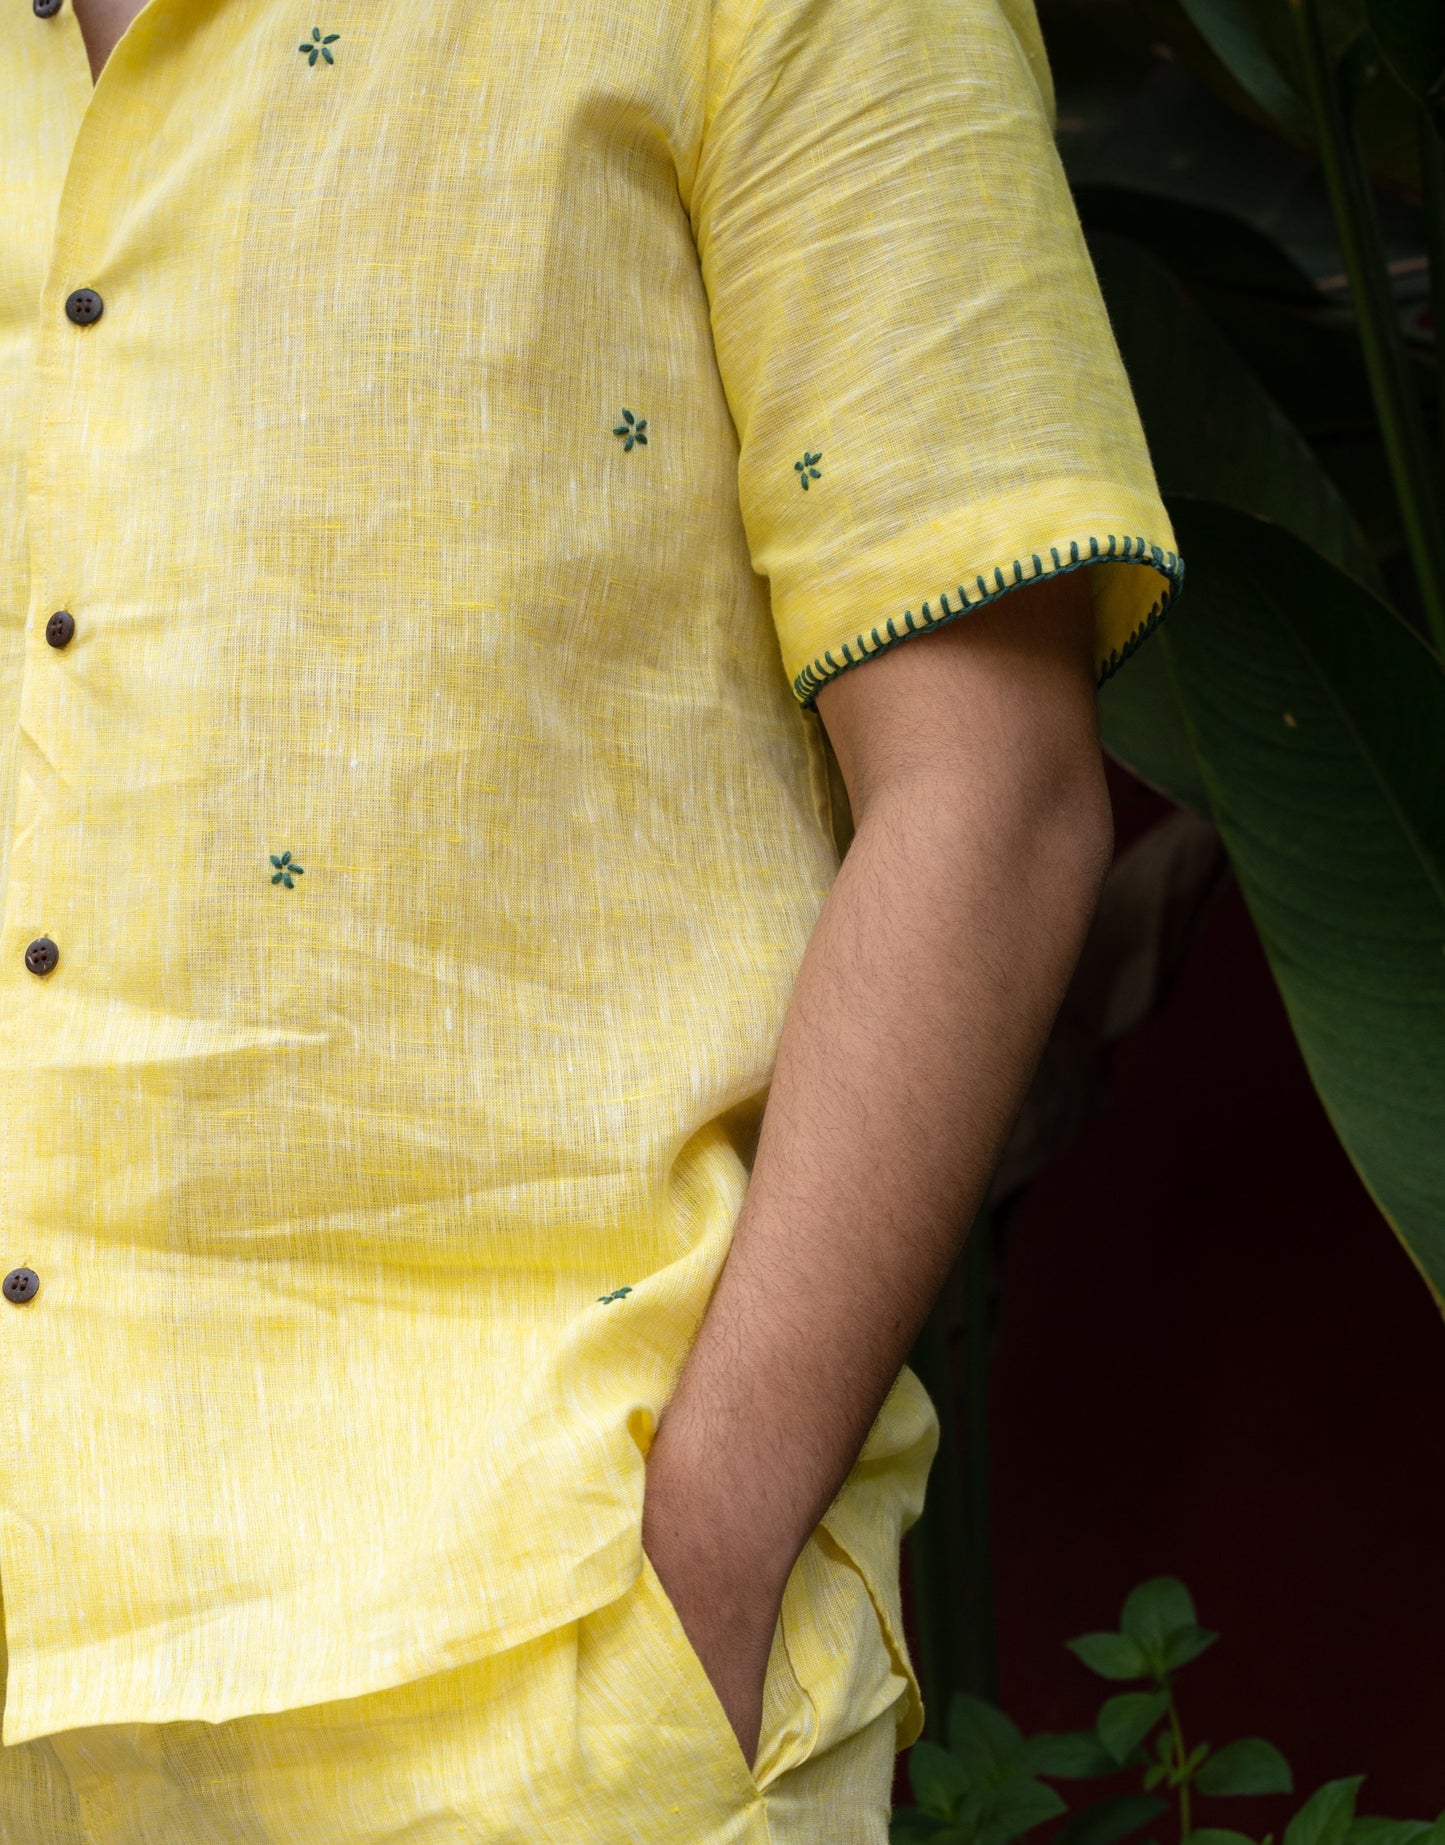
770, 480, 1185, 707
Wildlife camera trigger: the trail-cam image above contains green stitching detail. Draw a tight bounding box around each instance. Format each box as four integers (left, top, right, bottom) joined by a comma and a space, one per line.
613, 410, 648, 451
790, 537, 1186, 707
794, 451, 822, 490
597, 1286, 633, 1304
298, 27, 339, 64
269, 851, 305, 888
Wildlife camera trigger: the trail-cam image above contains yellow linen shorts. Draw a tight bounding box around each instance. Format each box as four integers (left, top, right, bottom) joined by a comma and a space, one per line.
0, 1531, 912, 1843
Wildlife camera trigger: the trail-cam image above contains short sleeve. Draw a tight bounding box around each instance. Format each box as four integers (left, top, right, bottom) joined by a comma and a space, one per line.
689, 0, 1185, 705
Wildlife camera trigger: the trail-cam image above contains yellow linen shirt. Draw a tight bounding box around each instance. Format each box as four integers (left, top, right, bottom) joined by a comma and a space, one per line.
0, 0, 1183, 1749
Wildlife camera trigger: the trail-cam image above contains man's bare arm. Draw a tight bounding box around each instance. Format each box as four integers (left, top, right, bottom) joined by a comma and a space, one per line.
641, 567, 1116, 1769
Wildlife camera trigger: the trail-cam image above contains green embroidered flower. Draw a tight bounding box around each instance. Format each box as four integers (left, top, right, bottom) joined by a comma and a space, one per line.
270, 851, 305, 888
613, 410, 648, 452
794, 451, 822, 490
597, 1286, 633, 1304
298, 27, 339, 65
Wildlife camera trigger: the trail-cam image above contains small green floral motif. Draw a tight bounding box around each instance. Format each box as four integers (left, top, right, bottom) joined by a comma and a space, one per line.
270, 851, 305, 888
598, 1286, 634, 1304
613, 410, 648, 451
298, 26, 339, 64
794, 451, 822, 490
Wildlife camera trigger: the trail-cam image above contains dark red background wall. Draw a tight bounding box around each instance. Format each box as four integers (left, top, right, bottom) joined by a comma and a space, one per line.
901, 767, 1445, 1824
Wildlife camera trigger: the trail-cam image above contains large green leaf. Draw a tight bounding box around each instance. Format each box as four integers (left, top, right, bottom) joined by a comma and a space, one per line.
1090, 234, 1378, 812
1091, 238, 1378, 586
1156, 500, 1445, 1297
1076, 187, 1322, 306
1364, 0, 1445, 113
1172, 0, 1312, 136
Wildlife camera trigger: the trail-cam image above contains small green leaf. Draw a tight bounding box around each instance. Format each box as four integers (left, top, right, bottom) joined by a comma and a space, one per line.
1066, 1633, 1149, 1681
1162, 1625, 1220, 1674
1347, 1823, 1433, 1845
889, 1808, 948, 1844
1097, 1690, 1170, 1764
1198, 1740, 1294, 1797
1144, 1766, 1167, 1791
321, 45, 333, 60
1021, 1730, 1118, 1777
946, 1693, 1023, 1773
1285, 1779, 1367, 1845
1190, 1830, 1259, 1845
1120, 1580, 1198, 1670
908, 1741, 971, 1820
979, 1771, 1068, 1843
1055, 1794, 1169, 1845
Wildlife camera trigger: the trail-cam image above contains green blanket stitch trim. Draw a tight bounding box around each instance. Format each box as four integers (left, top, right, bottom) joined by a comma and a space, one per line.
791, 534, 1186, 707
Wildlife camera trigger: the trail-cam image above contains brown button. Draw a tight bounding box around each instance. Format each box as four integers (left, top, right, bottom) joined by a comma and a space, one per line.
24, 937, 59, 977
64, 288, 103, 326
2, 1268, 39, 1305
33, 0, 63, 16
45, 609, 75, 649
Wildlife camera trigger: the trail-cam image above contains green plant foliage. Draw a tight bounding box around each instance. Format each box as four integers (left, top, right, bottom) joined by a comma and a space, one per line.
897, 1696, 1070, 1843
1099, 1691, 1173, 1764
1022, 1733, 1122, 1777
1156, 500, 1445, 1295
1119, 1580, 1200, 1668
948, 1694, 1028, 1769
1197, 1740, 1295, 1797
1362, 0, 1445, 116
1057, 1794, 1170, 1845
1347, 1821, 1438, 1845
1088, 239, 1377, 587
1285, 1779, 1368, 1845
893, 1579, 1441, 1845
1174, 0, 1312, 136
1067, 1632, 1153, 1681
1075, 186, 1322, 306
1088, 233, 1379, 816
1161, 1626, 1220, 1674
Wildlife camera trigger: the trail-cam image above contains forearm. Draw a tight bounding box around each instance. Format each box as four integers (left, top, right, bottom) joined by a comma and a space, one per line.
643, 735, 1114, 1621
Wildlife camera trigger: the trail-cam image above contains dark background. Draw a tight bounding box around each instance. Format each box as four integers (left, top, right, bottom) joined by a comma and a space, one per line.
900, 763, 1445, 1823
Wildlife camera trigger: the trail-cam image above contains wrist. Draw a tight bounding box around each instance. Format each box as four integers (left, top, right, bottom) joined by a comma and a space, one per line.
641, 1419, 804, 1614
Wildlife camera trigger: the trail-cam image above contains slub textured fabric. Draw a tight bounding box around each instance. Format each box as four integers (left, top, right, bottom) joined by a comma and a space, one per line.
1, 0, 1182, 1769
0, 1539, 910, 1842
